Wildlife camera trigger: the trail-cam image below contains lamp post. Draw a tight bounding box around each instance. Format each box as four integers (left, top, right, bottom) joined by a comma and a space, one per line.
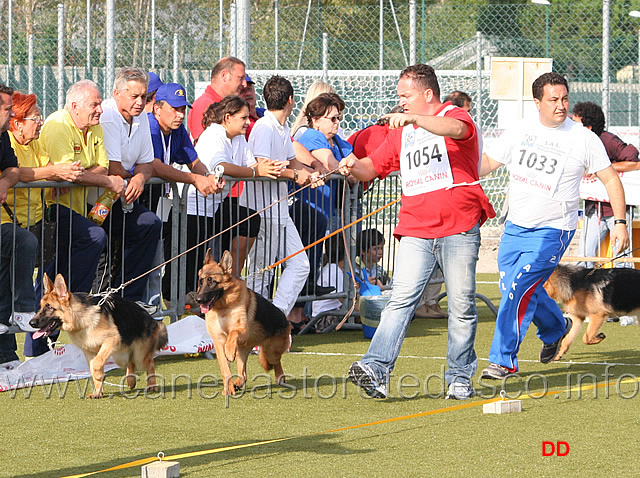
532, 0, 550, 58
630, 11, 640, 146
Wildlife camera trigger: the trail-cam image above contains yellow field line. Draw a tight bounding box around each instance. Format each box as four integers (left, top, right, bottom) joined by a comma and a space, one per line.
59, 376, 640, 478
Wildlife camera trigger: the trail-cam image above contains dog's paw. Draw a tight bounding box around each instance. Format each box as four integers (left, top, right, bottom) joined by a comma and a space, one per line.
146, 385, 159, 394
232, 377, 245, 391
553, 343, 570, 361
584, 332, 606, 345
222, 376, 236, 396
87, 392, 104, 399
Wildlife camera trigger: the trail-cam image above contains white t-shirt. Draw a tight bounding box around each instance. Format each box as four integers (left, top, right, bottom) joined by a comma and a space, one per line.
312, 263, 344, 317
99, 98, 154, 172
190, 123, 256, 217
241, 110, 295, 218
487, 117, 610, 230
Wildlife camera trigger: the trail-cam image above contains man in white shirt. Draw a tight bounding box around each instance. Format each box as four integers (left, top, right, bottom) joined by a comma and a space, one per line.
480, 72, 629, 378
241, 75, 315, 316
100, 67, 162, 302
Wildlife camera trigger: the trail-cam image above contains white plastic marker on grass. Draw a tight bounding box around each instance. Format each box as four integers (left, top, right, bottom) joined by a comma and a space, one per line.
141, 452, 180, 478
483, 390, 523, 414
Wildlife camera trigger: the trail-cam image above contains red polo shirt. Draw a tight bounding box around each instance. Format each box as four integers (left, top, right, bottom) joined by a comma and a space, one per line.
188, 85, 223, 141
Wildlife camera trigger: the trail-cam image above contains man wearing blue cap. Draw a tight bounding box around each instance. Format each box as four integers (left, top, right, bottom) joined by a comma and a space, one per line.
147, 82, 223, 308
148, 82, 220, 204
144, 72, 164, 114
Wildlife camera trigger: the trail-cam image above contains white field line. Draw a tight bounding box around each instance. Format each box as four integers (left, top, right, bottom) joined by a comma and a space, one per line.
289, 351, 640, 367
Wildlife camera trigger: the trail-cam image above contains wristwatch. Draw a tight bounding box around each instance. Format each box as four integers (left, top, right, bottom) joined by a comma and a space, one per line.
614, 219, 627, 225
293, 169, 299, 182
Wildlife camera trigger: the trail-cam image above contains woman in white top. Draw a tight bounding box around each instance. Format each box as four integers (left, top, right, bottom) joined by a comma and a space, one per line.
180, 96, 278, 291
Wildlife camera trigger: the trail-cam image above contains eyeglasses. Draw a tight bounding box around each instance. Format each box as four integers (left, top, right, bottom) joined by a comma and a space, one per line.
23, 115, 43, 123
322, 114, 342, 123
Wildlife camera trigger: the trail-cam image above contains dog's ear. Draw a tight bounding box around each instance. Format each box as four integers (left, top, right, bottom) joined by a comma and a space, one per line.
43, 273, 54, 295
53, 274, 69, 301
221, 250, 233, 273
543, 272, 557, 300
204, 248, 214, 265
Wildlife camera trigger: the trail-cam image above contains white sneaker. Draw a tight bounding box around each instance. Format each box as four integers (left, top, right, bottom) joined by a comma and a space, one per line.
0, 360, 22, 371
10, 312, 38, 332
446, 381, 475, 400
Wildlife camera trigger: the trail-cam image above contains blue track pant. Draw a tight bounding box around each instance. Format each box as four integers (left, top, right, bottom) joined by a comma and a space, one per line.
488, 222, 574, 371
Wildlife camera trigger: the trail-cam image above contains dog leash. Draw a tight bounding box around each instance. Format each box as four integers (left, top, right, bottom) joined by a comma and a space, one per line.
94, 168, 340, 304
583, 245, 640, 278
252, 196, 401, 278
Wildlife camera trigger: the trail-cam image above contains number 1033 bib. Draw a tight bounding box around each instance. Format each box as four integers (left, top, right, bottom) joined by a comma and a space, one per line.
508, 130, 571, 199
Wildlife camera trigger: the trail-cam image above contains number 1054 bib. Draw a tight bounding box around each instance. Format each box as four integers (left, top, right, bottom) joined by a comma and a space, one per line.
399, 125, 453, 196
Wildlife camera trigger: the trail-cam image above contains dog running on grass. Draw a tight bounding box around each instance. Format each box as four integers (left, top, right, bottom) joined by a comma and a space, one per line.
544, 264, 640, 360
195, 249, 291, 396
30, 273, 168, 399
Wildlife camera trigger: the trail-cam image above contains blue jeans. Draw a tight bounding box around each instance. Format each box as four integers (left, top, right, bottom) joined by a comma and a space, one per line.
0, 224, 38, 362
360, 223, 481, 386
43, 205, 108, 293
103, 199, 161, 302
488, 222, 574, 371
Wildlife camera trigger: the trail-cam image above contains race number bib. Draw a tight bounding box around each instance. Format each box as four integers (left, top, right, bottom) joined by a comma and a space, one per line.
508, 131, 571, 199
399, 106, 454, 196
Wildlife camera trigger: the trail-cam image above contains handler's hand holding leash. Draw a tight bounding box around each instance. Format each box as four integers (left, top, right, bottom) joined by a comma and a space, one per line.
338, 156, 357, 177
611, 221, 631, 255
381, 112, 416, 129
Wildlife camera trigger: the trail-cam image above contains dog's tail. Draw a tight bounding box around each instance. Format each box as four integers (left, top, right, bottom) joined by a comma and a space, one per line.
155, 322, 169, 351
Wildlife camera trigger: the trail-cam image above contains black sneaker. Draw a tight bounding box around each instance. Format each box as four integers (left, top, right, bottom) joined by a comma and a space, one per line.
540, 316, 572, 364
480, 363, 514, 380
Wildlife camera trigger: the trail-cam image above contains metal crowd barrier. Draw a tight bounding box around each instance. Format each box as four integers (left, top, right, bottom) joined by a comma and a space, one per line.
0, 178, 183, 335
0, 173, 406, 336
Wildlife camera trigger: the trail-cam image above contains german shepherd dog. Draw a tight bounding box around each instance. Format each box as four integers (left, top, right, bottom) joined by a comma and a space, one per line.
30, 273, 168, 398
195, 249, 291, 396
544, 264, 640, 360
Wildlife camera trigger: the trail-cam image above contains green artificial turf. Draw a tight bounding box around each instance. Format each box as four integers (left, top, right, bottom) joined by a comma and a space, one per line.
2, 273, 640, 477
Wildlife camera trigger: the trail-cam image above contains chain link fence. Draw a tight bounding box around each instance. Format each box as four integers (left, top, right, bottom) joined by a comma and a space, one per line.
1, 0, 640, 231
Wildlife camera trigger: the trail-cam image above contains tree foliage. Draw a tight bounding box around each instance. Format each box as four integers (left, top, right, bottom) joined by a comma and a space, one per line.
1, 0, 639, 81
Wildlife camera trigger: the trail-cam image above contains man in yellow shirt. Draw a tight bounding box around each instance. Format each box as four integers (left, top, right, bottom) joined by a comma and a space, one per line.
39, 79, 123, 297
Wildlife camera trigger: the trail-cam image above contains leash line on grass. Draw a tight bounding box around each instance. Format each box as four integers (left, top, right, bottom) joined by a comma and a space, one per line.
58, 376, 640, 478
58, 399, 498, 478
59, 438, 295, 478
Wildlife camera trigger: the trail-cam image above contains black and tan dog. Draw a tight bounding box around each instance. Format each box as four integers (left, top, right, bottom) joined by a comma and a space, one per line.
544, 264, 640, 360
196, 249, 291, 395
30, 273, 168, 398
